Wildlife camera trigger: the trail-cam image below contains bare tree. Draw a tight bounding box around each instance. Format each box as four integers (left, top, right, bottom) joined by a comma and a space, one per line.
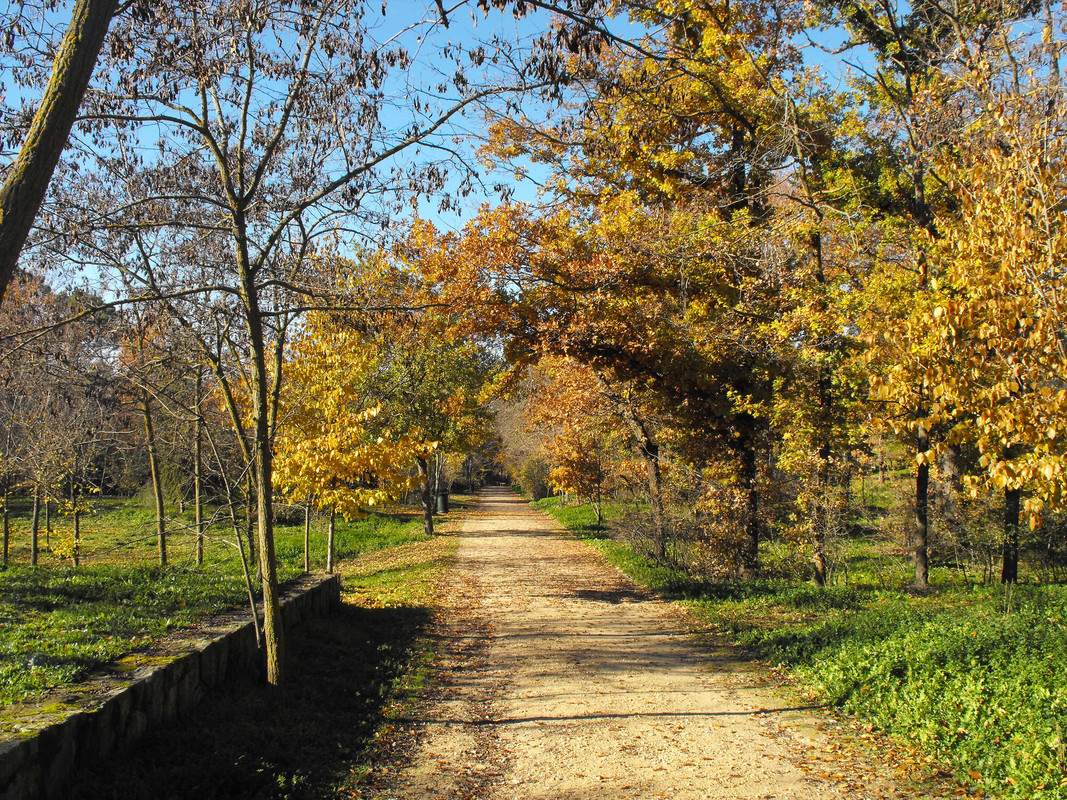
38, 0, 577, 685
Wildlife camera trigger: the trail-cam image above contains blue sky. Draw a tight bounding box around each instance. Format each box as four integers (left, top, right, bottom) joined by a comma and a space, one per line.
0, 0, 880, 242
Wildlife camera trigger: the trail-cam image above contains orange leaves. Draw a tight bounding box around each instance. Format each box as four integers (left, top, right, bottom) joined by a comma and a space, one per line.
524, 357, 626, 502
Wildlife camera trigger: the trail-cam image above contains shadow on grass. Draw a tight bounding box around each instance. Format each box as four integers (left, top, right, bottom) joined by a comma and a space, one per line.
572, 524, 610, 541
72, 602, 433, 800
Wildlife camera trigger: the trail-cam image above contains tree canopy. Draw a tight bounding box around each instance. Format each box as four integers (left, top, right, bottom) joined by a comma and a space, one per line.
2, 0, 1065, 686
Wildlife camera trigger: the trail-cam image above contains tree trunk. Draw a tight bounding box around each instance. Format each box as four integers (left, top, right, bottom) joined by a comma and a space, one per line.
616, 404, 664, 557
812, 520, 827, 586
236, 221, 284, 686
812, 438, 831, 588
327, 507, 336, 574
142, 390, 167, 567
2, 488, 9, 566
1002, 487, 1021, 584
194, 420, 204, 567
433, 452, 442, 512
303, 495, 312, 573
591, 370, 665, 558
643, 441, 666, 560
71, 482, 81, 567
224, 475, 261, 647
246, 472, 260, 583
30, 484, 41, 568
45, 498, 51, 545
0, 0, 119, 305
914, 426, 930, 588
253, 399, 282, 686
194, 369, 204, 565
939, 444, 966, 549
739, 439, 760, 580
809, 228, 831, 588
416, 455, 434, 536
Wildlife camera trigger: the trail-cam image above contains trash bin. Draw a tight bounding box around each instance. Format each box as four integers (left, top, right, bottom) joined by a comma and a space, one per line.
436, 491, 449, 514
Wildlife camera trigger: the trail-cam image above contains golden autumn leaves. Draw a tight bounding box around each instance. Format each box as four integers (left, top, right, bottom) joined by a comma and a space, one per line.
395, 0, 1067, 579
272, 311, 426, 521
267, 263, 497, 526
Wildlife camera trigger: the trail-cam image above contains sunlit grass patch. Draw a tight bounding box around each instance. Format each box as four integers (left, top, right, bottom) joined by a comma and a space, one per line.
0, 565, 251, 707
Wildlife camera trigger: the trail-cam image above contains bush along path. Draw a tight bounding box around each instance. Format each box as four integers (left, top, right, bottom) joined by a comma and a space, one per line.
362, 487, 965, 800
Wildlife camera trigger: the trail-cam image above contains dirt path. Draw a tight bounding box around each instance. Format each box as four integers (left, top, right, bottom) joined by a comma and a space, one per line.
365, 488, 936, 800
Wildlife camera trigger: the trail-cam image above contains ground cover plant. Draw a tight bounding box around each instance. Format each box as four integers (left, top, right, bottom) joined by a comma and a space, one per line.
535, 496, 1067, 800
0, 497, 432, 708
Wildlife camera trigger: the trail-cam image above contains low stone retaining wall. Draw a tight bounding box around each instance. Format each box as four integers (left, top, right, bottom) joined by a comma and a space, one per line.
0, 573, 342, 800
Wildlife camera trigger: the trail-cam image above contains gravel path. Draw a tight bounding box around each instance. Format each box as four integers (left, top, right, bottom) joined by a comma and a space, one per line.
368, 487, 936, 800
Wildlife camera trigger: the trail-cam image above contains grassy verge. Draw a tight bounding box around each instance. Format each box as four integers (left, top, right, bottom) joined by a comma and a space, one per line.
534, 496, 1067, 800
0, 566, 255, 706
0, 503, 430, 707
71, 527, 457, 800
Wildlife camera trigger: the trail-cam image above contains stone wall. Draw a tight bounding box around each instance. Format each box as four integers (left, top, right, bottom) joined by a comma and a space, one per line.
0, 573, 342, 800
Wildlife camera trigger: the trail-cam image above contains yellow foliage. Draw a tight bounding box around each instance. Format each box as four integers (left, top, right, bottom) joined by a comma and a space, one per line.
273, 310, 422, 519
923, 86, 1067, 526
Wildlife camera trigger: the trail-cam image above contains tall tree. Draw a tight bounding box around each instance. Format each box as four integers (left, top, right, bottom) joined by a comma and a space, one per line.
41, 0, 572, 683
817, 0, 1043, 587
922, 6, 1067, 580
362, 309, 499, 536
468, 0, 826, 576
274, 307, 421, 568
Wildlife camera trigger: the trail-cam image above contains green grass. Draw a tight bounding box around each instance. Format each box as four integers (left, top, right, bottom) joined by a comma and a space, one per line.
0, 497, 432, 707
70, 534, 457, 800
536, 496, 1067, 800
275, 510, 429, 566
531, 497, 610, 538
0, 565, 253, 706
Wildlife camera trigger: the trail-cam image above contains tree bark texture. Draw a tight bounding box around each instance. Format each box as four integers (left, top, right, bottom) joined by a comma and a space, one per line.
246, 473, 258, 580
30, 484, 40, 567
1002, 487, 1021, 583
236, 221, 284, 685
194, 371, 204, 566
327, 508, 336, 574
812, 429, 832, 587
739, 440, 760, 580
72, 483, 81, 567
254, 444, 283, 684
142, 390, 167, 567
617, 403, 665, 559
0, 0, 118, 304
303, 499, 311, 573
914, 427, 930, 588
2, 491, 9, 566
590, 371, 666, 559
643, 440, 667, 561
417, 456, 435, 536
